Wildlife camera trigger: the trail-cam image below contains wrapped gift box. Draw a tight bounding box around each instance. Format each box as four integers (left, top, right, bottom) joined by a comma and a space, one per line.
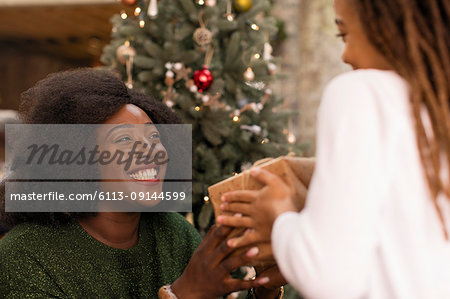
207, 156, 315, 266
208, 156, 315, 220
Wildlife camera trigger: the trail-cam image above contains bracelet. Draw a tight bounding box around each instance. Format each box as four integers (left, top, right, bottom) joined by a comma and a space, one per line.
247, 286, 284, 299
158, 285, 178, 299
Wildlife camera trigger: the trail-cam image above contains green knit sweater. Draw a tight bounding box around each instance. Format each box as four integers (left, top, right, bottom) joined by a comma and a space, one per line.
0, 213, 202, 298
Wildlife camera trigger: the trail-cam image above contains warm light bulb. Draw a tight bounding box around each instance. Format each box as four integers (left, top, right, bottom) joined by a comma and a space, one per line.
204, 196, 210, 202
233, 115, 239, 122
287, 132, 296, 144
250, 23, 259, 31
139, 20, 145, 27
198, 0, 205, 5
134, 7, 141, 16
254, 53, 261, 59
120, 11, 128, 19
195, 106, 201, 111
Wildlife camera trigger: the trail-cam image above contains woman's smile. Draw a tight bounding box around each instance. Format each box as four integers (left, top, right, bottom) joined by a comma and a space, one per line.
126, 163, 162, 186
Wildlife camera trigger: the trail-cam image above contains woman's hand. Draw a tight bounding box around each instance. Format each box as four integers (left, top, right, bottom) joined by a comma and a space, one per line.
217, 168, 298, 249
171, 225, 270, 299
242, 242, 287, 297
254, 264, 287, 298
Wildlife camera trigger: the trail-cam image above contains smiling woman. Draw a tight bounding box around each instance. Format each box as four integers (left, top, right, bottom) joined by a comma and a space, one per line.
96, 106, 169, 209
0, 68, 275, 298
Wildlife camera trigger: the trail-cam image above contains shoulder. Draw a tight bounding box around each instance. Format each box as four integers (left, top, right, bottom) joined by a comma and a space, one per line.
319, 70, 410, 128
143, 213, 201, 246
0, 222, 54, 254
141, 213, 201, 274
325, 69, 407, 93
0, 223, 68, 297
322, 70, 409, 110
0, 221, 75, 266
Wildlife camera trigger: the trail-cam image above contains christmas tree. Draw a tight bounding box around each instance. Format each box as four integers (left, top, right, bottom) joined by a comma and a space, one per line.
101, 0, 299, 232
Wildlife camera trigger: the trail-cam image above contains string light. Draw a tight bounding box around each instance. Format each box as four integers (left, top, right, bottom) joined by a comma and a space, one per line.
232, 172, 238, 176
233, 115, 239, 122
204, 195, 210, 202
250, 23, 260, 31
198, 0, 205, 5
134, 7, 141, 16
120, 11, 128, 19
287, 132, 297, 144
195, 106, 201, 111
139, 20, 145, 28
254, 53, 261, 59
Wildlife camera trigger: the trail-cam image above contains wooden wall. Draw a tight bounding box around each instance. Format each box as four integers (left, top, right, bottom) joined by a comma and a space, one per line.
0, 3, 132, 110
0, 44, 90, 110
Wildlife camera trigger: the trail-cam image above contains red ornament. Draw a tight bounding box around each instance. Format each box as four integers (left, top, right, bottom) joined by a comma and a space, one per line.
193, 65, 214, 93
121, 0, 138, 6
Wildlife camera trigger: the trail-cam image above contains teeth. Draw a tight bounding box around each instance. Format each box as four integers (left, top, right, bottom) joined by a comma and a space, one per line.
128, 168, 158, 180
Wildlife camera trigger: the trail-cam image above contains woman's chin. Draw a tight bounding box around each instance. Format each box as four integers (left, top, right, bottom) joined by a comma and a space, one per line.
99, 181, 164, 209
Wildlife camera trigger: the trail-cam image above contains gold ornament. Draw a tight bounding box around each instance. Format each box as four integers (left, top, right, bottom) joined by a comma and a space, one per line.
233, 0, 253, 12
161, 87, 178, 107
116, 42, 136, 64
243, 67, 255, 81
175, 65, 192, 82
193, 27, 212, 46
202, 93, 224, 110
116, 41, 136, 88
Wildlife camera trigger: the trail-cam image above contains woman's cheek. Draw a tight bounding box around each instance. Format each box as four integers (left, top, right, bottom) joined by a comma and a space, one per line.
155, 143, 168, 158
341, 44, 359, 69
341, 40, 350, 62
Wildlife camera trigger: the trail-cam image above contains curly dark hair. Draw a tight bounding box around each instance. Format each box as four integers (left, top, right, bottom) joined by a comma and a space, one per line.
0, 68, 183, 228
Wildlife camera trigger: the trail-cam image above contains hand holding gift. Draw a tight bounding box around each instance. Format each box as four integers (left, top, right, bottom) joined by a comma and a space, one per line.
208, 156, 315, 223
217, 167, 299, 251
208, 156, 315, 295
208, 156, 315, 264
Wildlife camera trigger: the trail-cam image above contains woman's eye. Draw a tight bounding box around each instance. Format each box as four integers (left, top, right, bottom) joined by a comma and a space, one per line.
114, 136, 132, 143
149, 133, 160, 139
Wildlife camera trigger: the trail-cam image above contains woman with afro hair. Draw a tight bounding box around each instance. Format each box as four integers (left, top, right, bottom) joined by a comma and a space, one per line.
0, 69, 281, 298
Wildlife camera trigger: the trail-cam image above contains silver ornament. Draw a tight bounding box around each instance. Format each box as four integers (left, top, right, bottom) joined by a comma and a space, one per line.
190, 85, 198, 93
173, 62, 183, 70
263, 42, 273, 61
147, 0, 158, 18
165, 70, 175, 78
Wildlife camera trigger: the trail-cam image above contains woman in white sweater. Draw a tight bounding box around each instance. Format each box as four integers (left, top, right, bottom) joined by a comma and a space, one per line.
217, 0, 450, 298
